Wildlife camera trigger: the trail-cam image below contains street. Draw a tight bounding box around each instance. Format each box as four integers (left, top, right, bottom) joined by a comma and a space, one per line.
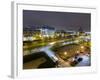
23, 36, 91, 69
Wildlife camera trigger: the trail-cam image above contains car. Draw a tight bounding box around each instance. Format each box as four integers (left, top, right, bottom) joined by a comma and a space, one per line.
76, 54, 90, 66
70, 54, 90, 66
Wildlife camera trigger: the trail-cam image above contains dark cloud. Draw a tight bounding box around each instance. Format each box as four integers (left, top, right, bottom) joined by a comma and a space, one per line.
23, 10, 91, 32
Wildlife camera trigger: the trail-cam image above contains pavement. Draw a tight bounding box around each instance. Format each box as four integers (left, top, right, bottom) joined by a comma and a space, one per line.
75, 54, 90, 66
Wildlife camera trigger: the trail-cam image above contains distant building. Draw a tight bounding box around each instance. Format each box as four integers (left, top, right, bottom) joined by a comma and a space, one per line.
78, 27, 84, 33
55, 30, 67, 38
38, 25, 55, 38
66, 31, 77, 35
23, 27, 34, 37
77, 27, 84, 36
23, 25, 56, 41
23, 27, 34, 41
85, 32, 91, 35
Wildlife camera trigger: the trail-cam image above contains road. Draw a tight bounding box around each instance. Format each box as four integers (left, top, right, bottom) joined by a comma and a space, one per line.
23, 38, 90, 68
30, 40, 79, 62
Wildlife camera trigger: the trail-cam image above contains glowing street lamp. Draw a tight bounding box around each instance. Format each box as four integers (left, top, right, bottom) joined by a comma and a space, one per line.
64, 52, 67, 55
81, 46, 84, 49
80, 46, 85, 52
76, 51, 80, 53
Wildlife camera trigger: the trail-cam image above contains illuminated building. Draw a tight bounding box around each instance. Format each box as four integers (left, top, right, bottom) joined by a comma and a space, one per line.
39, 25, 55, 38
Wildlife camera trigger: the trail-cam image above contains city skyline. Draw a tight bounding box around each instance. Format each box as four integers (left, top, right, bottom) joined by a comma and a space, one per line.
23, 10, 91, 32
23, 10, 91, 69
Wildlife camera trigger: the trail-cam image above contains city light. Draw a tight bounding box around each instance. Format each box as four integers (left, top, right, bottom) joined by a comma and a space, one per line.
80, 46, 84, 49
49, 42, 56, 45
64, 52, 67, 55
23, 10, 91, 69
76, 51, 80, 53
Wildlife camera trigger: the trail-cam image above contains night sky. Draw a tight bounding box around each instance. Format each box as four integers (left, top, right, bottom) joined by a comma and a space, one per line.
23, 10, 91, 32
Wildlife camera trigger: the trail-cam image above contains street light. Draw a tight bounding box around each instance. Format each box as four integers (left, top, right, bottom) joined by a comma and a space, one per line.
76, 51, 80, 53
64, 52, 67, 55
80, 45, 85, 53
80, 46, 84, 49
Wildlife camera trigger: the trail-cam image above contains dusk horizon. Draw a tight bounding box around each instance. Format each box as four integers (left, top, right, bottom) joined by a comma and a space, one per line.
23, 10, 91, 32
